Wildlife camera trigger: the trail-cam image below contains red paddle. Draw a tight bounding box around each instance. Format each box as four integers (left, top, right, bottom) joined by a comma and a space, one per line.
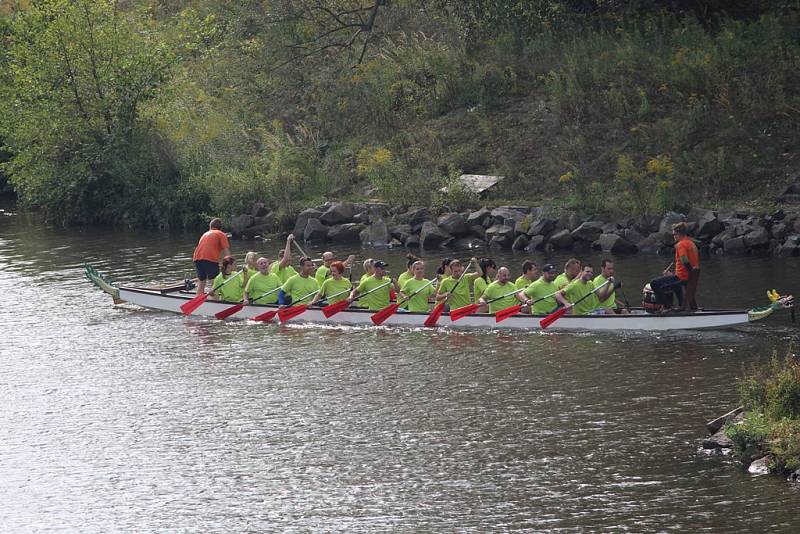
181, 269, 244, 315
495, 289, 562, 323
450, 286, 520, 322
276, 289, 322, 323
216, 286, 282, 320
424, 265, 472, 327
371, 279, 435, 325
322, 280, 393, 319
539, 279, 611, 329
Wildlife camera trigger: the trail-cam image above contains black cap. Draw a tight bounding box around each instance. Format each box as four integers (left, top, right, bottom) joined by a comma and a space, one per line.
542, 263, 556, 273
373, 260, 388, 269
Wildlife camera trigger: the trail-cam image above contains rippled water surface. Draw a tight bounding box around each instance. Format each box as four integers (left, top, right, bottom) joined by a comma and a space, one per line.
2, 204, 800, 532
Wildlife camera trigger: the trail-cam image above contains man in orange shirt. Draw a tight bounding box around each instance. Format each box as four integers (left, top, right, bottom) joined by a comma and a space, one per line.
650, 222, 699, 310
192, 218, 231, 295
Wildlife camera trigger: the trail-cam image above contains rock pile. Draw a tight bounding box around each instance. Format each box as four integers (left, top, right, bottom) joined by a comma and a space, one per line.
230, 202, 800, 257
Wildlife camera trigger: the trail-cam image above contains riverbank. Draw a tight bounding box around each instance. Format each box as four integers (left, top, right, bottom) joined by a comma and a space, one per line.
704, 348, 800, 482
230, 201, 800, 258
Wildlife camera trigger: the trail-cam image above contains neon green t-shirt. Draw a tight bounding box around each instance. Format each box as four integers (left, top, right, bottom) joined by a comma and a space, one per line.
212, 272, 245, 303
554, 273, 572, 290
355, 275, 392, 311
315, 265, 330, 285
473, 277, 490, 303
481, 281, 519, 313
400, 278, 435, 313
563, 279, 598, 315
281, 274, 319, 305
397, 271, 414, 288
593, 274, 616, 309
245, 272, 282, 304
515, 275, 535, 290
271, 262, 298, 284
438, 275, 472, 310
319, 277, 352, 304
523, 279, 560, 315
360, 273, 372, 284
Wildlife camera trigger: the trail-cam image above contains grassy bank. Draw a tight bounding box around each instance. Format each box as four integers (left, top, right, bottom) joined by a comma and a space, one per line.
1, 2, 799, 227
726, 347, 800, 475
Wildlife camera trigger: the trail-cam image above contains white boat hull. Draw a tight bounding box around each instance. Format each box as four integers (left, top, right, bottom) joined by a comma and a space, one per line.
117, 287, 755, 331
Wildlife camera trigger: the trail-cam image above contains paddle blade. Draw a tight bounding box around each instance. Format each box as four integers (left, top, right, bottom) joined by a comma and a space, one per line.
180, 293, 208, 315
278, 304, 308, 323
252, 309, 277, 322
495, 304, 522, 323
539, 307, 568, 329
423, 302, 445, 327
215, 303, 243, 320
450, 303, 479, 322
371, 303, 400, 326
322, 299, 350, 318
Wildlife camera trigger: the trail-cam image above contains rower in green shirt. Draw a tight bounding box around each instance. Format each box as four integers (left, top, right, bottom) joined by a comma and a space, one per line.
243, 256, 282, 305
516, 263, 572, 314
316, 251, 356, 285
279, 256, 319, 306
435, 257, 482, 310
399, 260, 435, 313
397, 253, 420, 290
479, 267, 519, 313
311, 261, 352, 306
271, 234, 299, 284
593, 258, 628, 314
559, 264, 616, 315
554, 258, 582, 290
472, 258, 497, 303
348, 260, 398, 311
515, 260, 540, 290
211, 255, 246, 303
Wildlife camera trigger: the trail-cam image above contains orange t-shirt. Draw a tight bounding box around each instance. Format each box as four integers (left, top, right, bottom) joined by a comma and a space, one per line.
674, 237, 699, 281
192, 229, 230, 262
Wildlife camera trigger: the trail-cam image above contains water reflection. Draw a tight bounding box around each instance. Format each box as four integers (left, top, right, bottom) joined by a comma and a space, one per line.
1, 205, 800, 531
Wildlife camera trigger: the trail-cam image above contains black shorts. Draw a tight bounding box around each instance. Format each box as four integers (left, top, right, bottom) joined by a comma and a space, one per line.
194, 259, 219, 280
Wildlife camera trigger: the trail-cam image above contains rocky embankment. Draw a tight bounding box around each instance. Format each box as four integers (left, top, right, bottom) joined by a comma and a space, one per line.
229, 201, 800, 257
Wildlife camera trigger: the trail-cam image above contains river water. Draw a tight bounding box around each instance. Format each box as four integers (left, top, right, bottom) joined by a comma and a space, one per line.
2, 204, 800, 532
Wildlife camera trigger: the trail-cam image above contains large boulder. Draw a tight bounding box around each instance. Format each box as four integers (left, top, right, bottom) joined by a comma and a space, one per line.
405, 234, 420, 248
771, 223, 788, 240
466, 207, 491, 226
624, 227, 646, 244
293, 208, 323, 236
512, 234, 529, 250
303, 218, 329, 243
366, 218, 390, 247
524, 235, 546, 252
775, 235, 799, 257
571, 221, 604, 242
437, 213, 470, 236
328, 223, 366, 243
251, 202, 269, 218
320, 201, 356, 225
389, 224, 412, 243
527, 218, 555, 237
419, 221, 452, 248
549, 229, 574, 249
469, 225, 487, 239
659, 211, 687, 233
491, 207, 525, 226
229, 214, 254, 235
637, 232, 672, 254
723, 236, 747, 254
598, 234, 638, 254
485, 224, 515, 248
743, 227, 770, 248
712, 226, 736, 247
688, 208, 724, 240
636, 213, 662, 234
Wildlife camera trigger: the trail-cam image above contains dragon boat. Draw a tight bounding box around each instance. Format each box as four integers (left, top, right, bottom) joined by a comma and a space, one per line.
85, 265, 794, 332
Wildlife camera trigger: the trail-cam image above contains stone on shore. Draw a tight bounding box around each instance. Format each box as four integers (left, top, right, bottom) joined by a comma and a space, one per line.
419, 221, 452, 248
743, 227, 770, 248
466, 207, 491, 226
366, 218, 389, 247
512, 234, 529, 250
525, 235, 546, 252
571, 221, 604, 242
549, 229, 574, 249
293, 208, 323, 236
598, 233, 638, 254
437, 213, 470, 236
527, 218, 555, 237
688, 208, 724, 240
320, 201, 356, 225
303, 218, 329, 243
485, 224, 515, 248
328, 223, 365, 243
230, 214, 255, 235
491, 207, 525, 226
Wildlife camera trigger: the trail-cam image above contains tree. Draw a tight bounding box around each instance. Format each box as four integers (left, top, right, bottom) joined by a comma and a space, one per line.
0, 0, 176, 224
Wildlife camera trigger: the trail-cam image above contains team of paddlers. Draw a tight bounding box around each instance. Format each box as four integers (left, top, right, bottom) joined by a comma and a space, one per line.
191, 217, 701, 317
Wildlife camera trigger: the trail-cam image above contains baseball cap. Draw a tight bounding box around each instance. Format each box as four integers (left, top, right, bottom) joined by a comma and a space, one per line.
542, 263, 556, 273
373, 260, 388, 269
